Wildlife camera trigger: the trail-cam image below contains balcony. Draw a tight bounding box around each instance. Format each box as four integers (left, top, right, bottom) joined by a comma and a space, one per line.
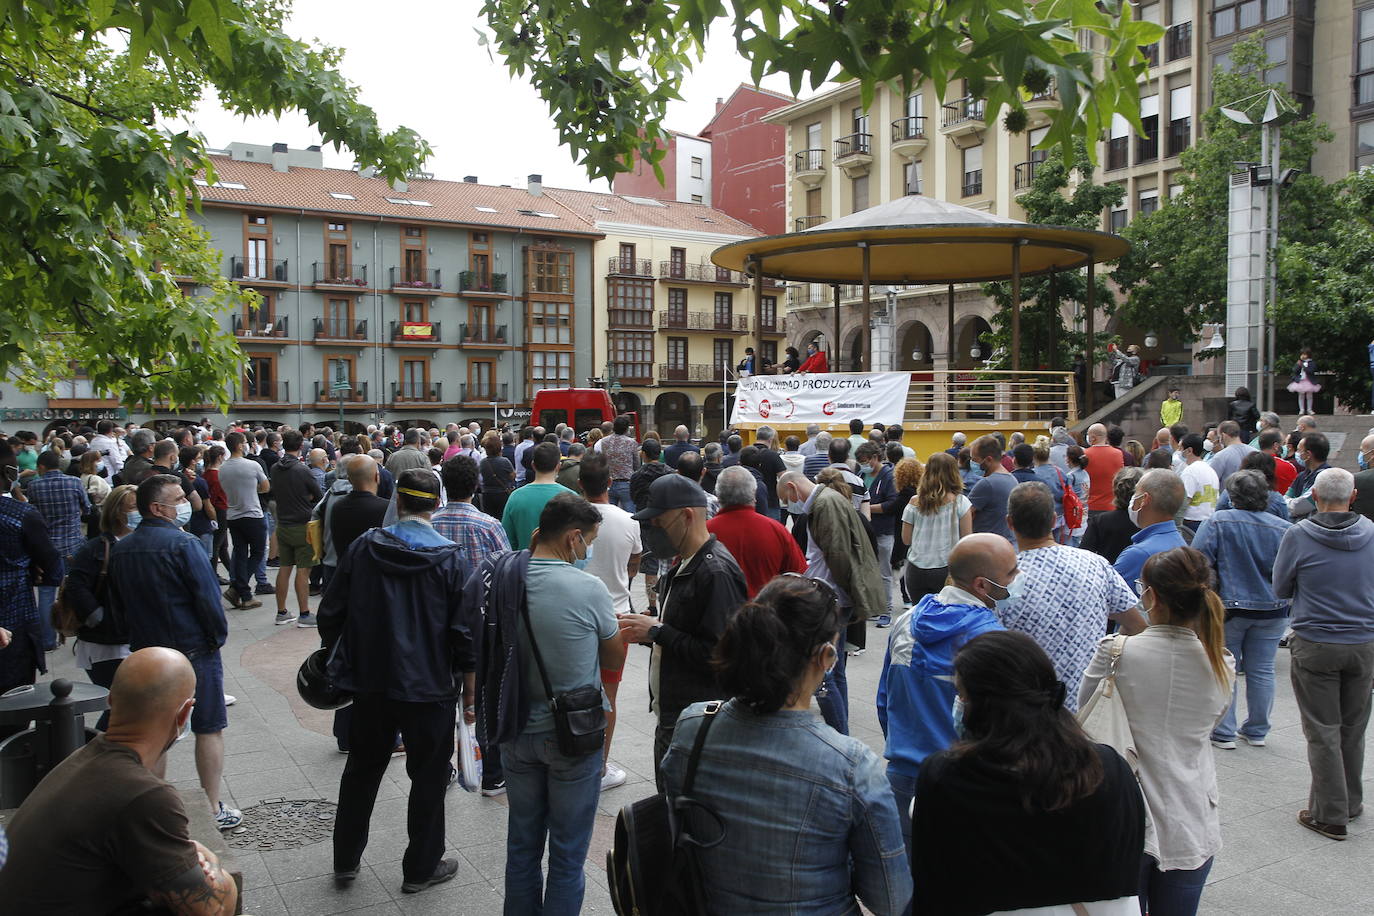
459, 270, 508, 295
1014, 160, 1042, 191
788, 285, 830, 309
658, 363, 725, 384
1167, 118, 1191, 158
390, 320, 441, 342
607, 257, 654, 277
230, 256, 288, 284
794, 214, 827, 232
758, 314, 781, 334
241, 380, 290, 403
890, 117, 928, 159
833, 132, 873, 176
608, 363, 654, 386
460, 323, 509, 346
1106, 136, 1129, 171
794, 149, 826, 186
391, 381, 444, 404
656, 261, 746, 285
389, 267, 442, 292
312, 262, 368, 288
961, 170, 984, 198
313, 317, 369, 342
1165, 22, 1192, 62
461, 383, 508, 403
314, 380, 369, 403
656, 311, 748, 332
233, 314, 289, 338
1024, 86, 1059, 127
940, 97, 985, 144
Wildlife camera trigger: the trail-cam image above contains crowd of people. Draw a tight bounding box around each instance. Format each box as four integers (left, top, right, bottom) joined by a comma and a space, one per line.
0, 407, 1371, 915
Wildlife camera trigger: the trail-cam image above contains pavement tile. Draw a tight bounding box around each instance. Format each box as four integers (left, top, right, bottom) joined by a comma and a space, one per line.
276, 868, 394, 915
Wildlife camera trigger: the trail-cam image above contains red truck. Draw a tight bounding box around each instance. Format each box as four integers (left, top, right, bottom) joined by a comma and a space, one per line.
530, 388, 638, 439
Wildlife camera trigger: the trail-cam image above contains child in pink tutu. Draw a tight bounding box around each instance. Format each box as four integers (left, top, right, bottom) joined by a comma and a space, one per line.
1287, 349, 1320, 414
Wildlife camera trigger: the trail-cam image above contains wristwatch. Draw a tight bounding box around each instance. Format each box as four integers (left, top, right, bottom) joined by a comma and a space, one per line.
646, 624, 662, 644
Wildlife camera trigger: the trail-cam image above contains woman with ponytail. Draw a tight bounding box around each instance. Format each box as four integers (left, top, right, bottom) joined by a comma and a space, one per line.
1079, 546, 1234, 916
660, 574, 911, 915
912, 631, 1145, 915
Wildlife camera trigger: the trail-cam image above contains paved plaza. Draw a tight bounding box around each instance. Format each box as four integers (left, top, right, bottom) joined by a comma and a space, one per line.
40, 580, 1374, 915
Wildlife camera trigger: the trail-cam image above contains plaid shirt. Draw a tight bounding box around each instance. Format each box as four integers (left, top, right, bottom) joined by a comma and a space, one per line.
431, 501, 511, 581
26, 470, 90, 557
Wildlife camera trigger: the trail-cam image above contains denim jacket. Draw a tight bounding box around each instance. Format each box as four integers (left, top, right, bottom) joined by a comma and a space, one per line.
107, 518, 227, 656
1190, 508, 1292, 612
663, 700, 912, 915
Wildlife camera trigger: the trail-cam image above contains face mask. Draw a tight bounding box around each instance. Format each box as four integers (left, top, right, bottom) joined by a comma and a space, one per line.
173, 502, 193, 527
1361, 452, 1370, 471
1139, 586, 1157, 622
788, 499, 807, 515
1127, 497, 1143, 529
572, 533, 593, 570
126, 511, 142, 529
952, 696, 968, 740
984, 574, 1024, 613
175, 710, 192, 743
1202, 438, 1214, 453
195, 460, 205, 474
642, 524, 676, 560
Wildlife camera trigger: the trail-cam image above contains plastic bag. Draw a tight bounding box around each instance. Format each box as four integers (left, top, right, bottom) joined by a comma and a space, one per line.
455, 720, 482, 793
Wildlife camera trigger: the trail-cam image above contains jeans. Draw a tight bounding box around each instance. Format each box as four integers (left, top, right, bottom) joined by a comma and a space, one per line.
817, 632, 849, 735
609, 480, 634, 514
903, 565, 948, 604
334, 696, 456, 883
1138, 855, 1212, 916
87, 657, 123, 731
227, 516, 267, 601
256, 509, 275, 585
1213, 615, 1287, 742
502, 729, 603, 916
888, 768, 917, 916
34, 586, 57, 651
198, 533, 214, 563
1289, 635, 1374, 825
875, 534, 895, 614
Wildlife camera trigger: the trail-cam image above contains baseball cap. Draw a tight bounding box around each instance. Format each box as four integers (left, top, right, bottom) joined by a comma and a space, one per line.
632, 474, 708, 521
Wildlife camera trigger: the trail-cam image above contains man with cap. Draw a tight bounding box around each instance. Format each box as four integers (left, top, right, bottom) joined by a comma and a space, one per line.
618, 474, 747, 790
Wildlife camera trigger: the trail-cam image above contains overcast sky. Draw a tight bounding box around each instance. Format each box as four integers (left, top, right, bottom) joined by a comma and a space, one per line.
175, 0, 800, 192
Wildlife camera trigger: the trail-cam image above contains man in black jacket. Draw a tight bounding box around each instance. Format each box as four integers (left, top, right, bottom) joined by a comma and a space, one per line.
319, 469, 475, 895
620, 475, 747, 789
268, 429, 321, 626
630, 439, 673, 615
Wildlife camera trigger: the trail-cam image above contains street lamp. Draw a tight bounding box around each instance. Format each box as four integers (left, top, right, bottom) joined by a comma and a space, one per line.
1209, 325, 1226, 350
1144, 330, 1159, 349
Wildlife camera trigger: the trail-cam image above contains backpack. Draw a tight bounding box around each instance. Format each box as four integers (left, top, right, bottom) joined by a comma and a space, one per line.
1060, 467, 1085, 531
608, 702, 724, 915
52, 537, 112, 642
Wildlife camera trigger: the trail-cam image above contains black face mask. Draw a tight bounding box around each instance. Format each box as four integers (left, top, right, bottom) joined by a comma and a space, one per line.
641, 523, 676, 560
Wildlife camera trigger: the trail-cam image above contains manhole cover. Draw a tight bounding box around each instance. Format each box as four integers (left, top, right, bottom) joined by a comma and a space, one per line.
224, 798, 337, 851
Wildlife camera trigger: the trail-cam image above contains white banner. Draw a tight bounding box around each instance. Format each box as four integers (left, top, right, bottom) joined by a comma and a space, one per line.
733, 372, 911, 426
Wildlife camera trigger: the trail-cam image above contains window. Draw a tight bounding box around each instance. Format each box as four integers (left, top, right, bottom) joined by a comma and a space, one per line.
1358, 120, 1374, 170
1029, 126, 1050, 165
904, 160, 924, 195
1238, 0, 1259, 29
327, 239, 349, 280
761, 295, 777, 332
806, 187, 822, 216
609, 331, 653, 382
469, 361, 495, 399
1138, 96, 1160, 163
530, 351, 572, 392
247, 214, 268, 226
667, 288, 687, 325
403, 299, 428, 324
325, 298, 353, 338
618, 242, 636, 272
667, 337, 688, 370
608, 278, 654, 327
1357, 9, 1374, 106
325, 356, 356, 391
402, 248, 424, 283
1264, 34, 1288, 86
243, 291, 274, 334
244, 354, 275, 400
714, 292, 733, 330
1168, 85, 1192, 156
1214, 5, 1236, 36
852, 174, 869, 212
851, 106, 869, 136
806, 122, 822, 151
962, 145, 983, 196
905, 93, 923, 120
327, 221, 347, 232
530, 301, 572, 344
1108, 113, 1130, 170
1169, 182, 1186, 199
528, 245, 573, 294
762, 341, 778, 365
403, 226, 423, 238
1138, 188, 1160, 217
468, 303, 493, 338
690, 194, 703, 203
690, 157, 703, 179
246, 237, 269, 278
669, 247, 686, 278
470, 230, 492, 286
1109, 207, 1129, 233
712, 339, 734, 378
400, 359, 427, 399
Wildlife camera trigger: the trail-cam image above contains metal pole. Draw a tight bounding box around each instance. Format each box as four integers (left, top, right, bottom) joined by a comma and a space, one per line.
1085, 260, 1096, 416
1257, 123, 1270, 412
1266, 125, 1280, 413
1011, 241, 1022, 372
832, 283, 842, 370
947, 283, 956, 368
861, 243, 872, 372
750, 256, 764, 369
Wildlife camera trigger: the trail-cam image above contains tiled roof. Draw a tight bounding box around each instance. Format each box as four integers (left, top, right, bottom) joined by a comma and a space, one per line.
196, 156, 602, 236
541, 187, 762, 237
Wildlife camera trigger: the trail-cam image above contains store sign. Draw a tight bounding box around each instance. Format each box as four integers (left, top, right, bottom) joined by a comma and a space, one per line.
733, 372, 910, 426
401, 322, 434, 338
498, 407, 532, 420
1, 406, 129, 422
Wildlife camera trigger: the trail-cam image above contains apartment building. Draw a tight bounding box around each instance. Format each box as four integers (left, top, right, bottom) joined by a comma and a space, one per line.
543, 188, 773, 439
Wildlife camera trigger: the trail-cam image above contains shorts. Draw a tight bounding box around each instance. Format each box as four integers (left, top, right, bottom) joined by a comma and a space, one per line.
190, 651, 229, 734
639, 553, 663, 577
600, 633, 629, 685
276, 523, 317, 568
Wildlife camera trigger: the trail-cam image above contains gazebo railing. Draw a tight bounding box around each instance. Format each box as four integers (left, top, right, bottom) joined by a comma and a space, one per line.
901, 370, 1079, 423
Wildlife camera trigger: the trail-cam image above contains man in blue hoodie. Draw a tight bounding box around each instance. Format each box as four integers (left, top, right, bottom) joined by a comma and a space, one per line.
877, 533, 1015, 853
1273, 468, 1374, 841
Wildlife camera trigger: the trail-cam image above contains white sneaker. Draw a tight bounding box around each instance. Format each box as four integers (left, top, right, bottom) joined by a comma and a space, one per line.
224, 694, 237, 707
214, 803, 243, 830
1211, 738, 1237, 750
601, 762, 627, 792
1242, 735, 1267, 747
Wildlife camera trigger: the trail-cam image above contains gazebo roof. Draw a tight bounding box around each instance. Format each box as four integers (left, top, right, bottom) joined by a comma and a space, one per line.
712, 195, 1129, 285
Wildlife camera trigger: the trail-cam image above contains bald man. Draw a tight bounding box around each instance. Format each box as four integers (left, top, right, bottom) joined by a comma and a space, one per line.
0, 648, 238, 915
1083, 422, 1125, 517
877, 532, 1012, 847
1353, 434, 1374, 523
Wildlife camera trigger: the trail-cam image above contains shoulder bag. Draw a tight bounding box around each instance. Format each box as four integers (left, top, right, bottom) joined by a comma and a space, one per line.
52, 537, 112, 641
608, 701, 725, 916
519, 596, 606, 757
1076, 634, 1137, 773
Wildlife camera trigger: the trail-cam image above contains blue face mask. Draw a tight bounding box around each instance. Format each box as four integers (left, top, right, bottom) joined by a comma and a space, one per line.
173, 502, 193, 527
127, 511, 142, 529
1361, 452, 1370, 471
572, 533, 593, 570
986, 574, 1025, 615
952, 696, 968, 740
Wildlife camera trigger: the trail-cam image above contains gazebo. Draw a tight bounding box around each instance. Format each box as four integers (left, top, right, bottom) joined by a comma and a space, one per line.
711, 195, 1129, 413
